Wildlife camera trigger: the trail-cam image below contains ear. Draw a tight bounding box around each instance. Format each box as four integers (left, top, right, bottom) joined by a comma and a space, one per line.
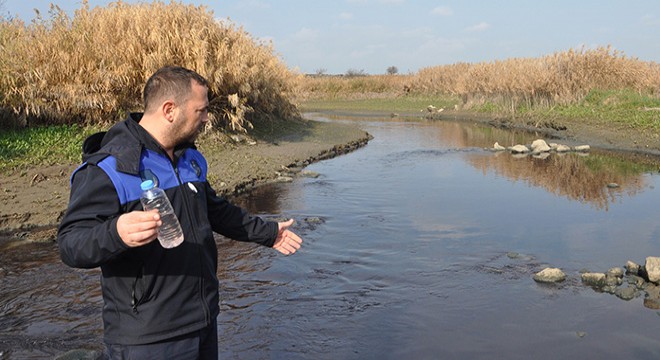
162, 100, 176, 123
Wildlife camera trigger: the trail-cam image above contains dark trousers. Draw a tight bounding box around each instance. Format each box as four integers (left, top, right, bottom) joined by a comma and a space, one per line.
104, 319, 218, 360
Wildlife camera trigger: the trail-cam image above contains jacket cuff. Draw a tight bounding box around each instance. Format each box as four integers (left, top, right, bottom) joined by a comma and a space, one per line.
108, 216, 130, 252
265, 221, 279, 248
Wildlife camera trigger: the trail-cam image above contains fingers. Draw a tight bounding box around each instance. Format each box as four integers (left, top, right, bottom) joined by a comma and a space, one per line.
278, 218, 295, 231
275, 219, 303, 255
274, 229, 303, 255
117, 210, 161, 248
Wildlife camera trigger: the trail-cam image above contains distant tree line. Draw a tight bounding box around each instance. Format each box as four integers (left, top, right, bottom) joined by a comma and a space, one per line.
312, 66, 399, 76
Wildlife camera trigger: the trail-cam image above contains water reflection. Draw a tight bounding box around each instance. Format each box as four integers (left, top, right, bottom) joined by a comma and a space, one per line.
306, 112, 657, 211
468, 152, 650, 210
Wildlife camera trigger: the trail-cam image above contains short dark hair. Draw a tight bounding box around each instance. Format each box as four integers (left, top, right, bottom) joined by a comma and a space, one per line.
143, 66, 209, 113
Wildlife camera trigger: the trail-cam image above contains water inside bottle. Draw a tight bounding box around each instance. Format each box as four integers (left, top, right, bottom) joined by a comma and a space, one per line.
157, 212, 184, 248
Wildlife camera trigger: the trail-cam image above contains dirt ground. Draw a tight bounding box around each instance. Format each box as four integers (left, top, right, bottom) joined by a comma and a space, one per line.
0, 118, 371, 242
1, 110, 658, 243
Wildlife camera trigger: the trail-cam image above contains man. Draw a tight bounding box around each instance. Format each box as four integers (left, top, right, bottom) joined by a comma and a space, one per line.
57, 66, 302, 359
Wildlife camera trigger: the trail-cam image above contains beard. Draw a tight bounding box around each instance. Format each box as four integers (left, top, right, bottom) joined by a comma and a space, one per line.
171, 113, 203, 145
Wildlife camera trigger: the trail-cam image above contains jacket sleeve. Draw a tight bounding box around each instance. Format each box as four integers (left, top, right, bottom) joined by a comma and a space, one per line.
205, 183, 278, 247
57, 165, 129, 268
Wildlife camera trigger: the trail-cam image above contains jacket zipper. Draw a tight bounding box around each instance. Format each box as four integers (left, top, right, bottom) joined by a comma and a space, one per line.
131, 265, 144, 314
171, 160, 211, 325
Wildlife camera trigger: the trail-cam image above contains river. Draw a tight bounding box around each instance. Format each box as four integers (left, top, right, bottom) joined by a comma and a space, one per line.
1, 114, 660, 359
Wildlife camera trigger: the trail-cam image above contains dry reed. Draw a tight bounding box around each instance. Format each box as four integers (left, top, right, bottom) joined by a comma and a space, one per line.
293, 74, 411, 101
0, 1, 299, 131
294, 46, 660, 116
407, 46, 660, 111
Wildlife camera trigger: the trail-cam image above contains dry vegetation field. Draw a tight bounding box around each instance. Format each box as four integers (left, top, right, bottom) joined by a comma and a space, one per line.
409, 46, 660, 110
296, 47, 660, 108
296, 46, 660, 134
0, 1, 658, 160
0, 1, 300, 131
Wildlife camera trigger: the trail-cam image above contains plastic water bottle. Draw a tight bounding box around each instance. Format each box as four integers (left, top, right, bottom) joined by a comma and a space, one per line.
140, 180, 184, 248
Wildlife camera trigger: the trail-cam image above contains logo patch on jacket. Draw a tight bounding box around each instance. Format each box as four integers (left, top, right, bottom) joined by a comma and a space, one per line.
190, 160, 202, 178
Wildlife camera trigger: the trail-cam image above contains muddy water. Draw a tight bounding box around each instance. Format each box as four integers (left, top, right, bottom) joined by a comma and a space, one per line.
2, 114, 660, 359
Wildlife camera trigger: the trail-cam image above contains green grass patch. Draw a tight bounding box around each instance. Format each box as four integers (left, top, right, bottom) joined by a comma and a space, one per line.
527, 89, 660, 130
299, 94, 460, 114
472, 102, 500, 113
0, 125, 103, 174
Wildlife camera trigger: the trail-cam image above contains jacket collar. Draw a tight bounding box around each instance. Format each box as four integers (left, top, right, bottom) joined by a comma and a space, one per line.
83, 113, 195, 175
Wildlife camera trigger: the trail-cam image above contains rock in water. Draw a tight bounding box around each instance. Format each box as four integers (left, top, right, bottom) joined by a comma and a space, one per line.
645, 257, 660, 284
615, 286, 638, 301
607, 267, 624, 278
581, 272, 607, 288
555, 144, 571, 152
644, 285, 660, 309
509, 144, 530, 154
533, 268, 566, 283
625, 260, 641, 276
531, 139, 551, 154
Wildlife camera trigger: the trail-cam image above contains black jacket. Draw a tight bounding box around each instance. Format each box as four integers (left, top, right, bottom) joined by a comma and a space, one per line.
57, 113, 278, 345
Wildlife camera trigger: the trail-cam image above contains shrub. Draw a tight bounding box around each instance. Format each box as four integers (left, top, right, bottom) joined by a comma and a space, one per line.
0, 1, 300, 132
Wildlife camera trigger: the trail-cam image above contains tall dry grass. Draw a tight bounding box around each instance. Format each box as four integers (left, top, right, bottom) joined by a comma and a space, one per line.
407, 46, 660, 111
0, 1, 299, 131
293, 74, 411, 101
294, 46, 660, 116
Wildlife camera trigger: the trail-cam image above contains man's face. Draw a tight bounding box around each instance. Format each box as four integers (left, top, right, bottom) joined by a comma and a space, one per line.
172, 81, 209, 144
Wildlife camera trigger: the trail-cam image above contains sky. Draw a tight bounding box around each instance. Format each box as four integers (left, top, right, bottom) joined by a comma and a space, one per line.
3, 0, 660, 75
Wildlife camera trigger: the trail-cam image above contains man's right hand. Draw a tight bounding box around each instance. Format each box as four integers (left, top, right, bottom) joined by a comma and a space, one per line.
116, 210, 161, 247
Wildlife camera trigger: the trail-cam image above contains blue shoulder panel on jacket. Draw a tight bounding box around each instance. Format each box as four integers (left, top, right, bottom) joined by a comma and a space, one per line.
95, 148, 206, 205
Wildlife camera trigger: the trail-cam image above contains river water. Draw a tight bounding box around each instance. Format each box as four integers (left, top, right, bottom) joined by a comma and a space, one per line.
1, 114, 660, 359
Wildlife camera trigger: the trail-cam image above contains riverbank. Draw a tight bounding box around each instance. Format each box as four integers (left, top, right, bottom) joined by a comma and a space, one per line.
304, 105, 660, 161
1, 107, 659, 243
0, 118, 371, 242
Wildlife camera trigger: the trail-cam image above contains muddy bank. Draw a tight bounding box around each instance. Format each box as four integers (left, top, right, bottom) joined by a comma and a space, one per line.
0, 118, 371, 242
2, 108, 658, 242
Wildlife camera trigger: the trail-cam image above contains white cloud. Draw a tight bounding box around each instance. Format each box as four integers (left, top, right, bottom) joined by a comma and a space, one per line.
642, 14, 659, 26
418, 37, 467, 53
465, 22, 490, 32
350, 44, 387, 59
401, 26, 434, 38
292, 27, 319, 42
339, 12, 353, 20
234, 0, 271, 10
431, 6, 453, 16
346, 0, 403, 3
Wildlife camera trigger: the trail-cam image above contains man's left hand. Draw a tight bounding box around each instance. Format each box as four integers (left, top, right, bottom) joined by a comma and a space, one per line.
273, 219, 303, 255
